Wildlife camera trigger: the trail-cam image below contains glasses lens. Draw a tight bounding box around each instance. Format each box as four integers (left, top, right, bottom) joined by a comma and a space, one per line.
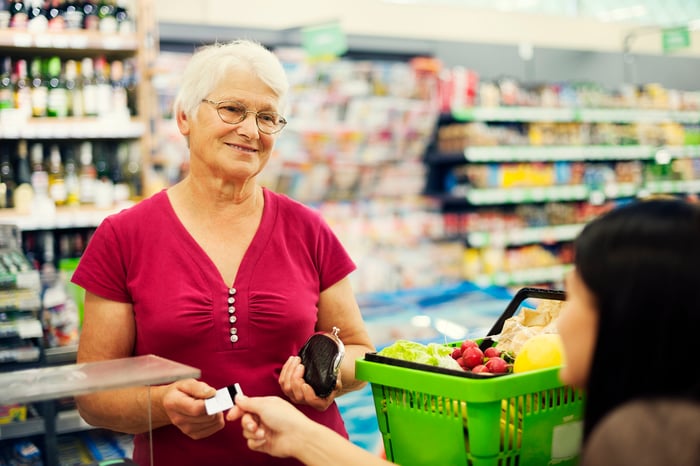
214, 101, 286, 133
256, 112, 285, 133
216, 102, 247, 125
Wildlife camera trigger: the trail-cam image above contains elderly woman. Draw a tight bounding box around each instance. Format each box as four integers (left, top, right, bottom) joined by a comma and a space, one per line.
72, 39, 375, 466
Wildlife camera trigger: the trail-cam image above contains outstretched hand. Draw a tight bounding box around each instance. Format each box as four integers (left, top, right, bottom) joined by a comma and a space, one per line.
226, 394, 311, 458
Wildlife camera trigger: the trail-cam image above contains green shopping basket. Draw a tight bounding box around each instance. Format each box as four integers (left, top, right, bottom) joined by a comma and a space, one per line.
356, 288, 585, 466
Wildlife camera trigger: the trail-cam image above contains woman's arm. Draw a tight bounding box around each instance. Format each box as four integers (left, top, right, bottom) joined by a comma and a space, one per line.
315, 276, 375, 394
76, 291, 222, 438
278, 277, 375, 409
227, 395, 392, 466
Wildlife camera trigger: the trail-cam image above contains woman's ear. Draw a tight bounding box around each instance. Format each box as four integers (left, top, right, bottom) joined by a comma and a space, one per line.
176, 109, 191, 136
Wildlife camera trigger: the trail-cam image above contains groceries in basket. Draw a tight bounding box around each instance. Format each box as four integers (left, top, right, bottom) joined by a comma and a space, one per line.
373, 287, 567, 377
356, 288, 584, 466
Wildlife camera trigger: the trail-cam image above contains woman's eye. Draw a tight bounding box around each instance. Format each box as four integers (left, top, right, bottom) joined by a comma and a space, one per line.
258, 113, 277, 123
222, 105, 245, 114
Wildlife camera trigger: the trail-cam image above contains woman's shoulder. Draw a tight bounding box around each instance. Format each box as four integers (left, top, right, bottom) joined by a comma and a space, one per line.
102, 190, 168, 224
265, 189, 323, 221
580, 398, 700, 466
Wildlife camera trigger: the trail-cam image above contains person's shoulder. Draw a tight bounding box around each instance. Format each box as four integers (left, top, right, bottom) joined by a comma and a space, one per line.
266, 189, 323, 220
580, 398, 700, 466
100, 190, 168, 228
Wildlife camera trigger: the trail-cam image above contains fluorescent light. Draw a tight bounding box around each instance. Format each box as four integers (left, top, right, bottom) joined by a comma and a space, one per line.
597, 5, 647, 22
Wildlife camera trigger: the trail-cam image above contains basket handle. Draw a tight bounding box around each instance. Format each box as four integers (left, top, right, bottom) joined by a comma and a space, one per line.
479, 287, 566, 351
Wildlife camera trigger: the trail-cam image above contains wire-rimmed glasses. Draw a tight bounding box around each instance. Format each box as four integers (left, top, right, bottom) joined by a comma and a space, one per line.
201, 99, 287, 134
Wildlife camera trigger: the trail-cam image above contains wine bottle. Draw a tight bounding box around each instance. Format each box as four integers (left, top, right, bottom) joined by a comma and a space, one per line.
13, 139, 33, 213
63, 144, 80, 206
0, 56, 13, 110
46, 0, 65, 31
46, 56, 68, 117
78, 140, 96, 204
63, 0, 82, 29
80, 57, 98, 117
110, 59, 127, 116
27, 0, 48, 32
93, 55, 111, 116
64, 59, 82, 117
9, 0, 29, 29
13, 58, 32, 117
0, 142, 16, 208
47, 143, 66, 205
97, 0, 115, 34
81, 0, 97, 30
29, 56, 48, 117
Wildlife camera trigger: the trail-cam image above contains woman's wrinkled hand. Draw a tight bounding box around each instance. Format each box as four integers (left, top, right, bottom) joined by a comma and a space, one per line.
161, 378, 225, 439
278, 356, 341, 411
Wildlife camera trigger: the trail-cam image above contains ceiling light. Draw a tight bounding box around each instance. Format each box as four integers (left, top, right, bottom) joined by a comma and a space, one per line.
596, 5, 648, 22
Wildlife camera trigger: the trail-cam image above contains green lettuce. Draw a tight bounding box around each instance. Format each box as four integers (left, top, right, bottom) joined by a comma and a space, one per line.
378, 340, 461, 370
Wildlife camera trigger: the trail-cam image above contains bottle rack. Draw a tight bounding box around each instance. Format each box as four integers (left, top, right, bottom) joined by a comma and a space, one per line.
0, 2, 159, 464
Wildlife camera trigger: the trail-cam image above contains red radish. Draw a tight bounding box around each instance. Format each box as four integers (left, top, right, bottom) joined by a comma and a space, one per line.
451, 347, 462, 359
485, 356, 509, 374
460, 339, 478, 352
461, 347, 484, 369
484, 347, 501, 359
471, 364, 489, 374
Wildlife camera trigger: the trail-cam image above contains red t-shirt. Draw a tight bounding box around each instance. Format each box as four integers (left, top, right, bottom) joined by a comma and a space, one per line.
72, 188, 356, 466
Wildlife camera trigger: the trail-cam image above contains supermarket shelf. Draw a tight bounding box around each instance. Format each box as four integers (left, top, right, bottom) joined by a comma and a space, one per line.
467, 223, 585, 248
0, 416, 45, 441
464, 145, 655, 162
0, 204, 133, 232
452, 106, 575, 122
464, 184, 590, 205
471, 264, 572, 288
0, 319, 43, 340
445, 180, 697, 206
644, 179, 700, 195
428, 144, 700, 164
0, 116, 145, 140
450, 106, 700, 124
56, 409, 92, 435
0, 29, 138, 52
45, 346, 79, 366
577, 108, 700, 124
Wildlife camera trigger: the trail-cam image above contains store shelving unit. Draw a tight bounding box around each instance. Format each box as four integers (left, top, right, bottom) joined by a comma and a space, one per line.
0, 2, 159, 463
425, 103, 700, 288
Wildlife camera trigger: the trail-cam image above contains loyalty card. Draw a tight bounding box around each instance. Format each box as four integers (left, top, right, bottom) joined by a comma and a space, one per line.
205, 383, 243, 415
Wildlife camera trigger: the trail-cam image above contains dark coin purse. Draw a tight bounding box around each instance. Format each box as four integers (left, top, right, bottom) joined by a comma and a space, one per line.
298, 326, 345, 398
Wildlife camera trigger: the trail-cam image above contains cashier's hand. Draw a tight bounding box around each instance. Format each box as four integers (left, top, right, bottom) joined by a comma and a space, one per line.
161, 379, 225, 439
278, 356, 341, 411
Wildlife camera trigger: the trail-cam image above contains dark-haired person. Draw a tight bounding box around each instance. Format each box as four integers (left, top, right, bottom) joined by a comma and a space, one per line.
558, 198, 700, 465
71, 39, 374, 466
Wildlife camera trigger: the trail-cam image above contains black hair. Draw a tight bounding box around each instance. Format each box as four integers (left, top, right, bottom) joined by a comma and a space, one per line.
574, 198, 700, 439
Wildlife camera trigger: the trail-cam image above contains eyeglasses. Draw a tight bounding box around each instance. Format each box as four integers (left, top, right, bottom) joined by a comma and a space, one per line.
201, 99, 287, 134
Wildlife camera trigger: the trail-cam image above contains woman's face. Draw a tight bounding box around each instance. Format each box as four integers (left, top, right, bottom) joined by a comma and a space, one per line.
177, 68, 282, 185
557, 269, 599, 388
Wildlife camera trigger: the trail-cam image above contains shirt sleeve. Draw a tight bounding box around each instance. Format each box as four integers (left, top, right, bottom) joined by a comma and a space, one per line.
71, 217, 131, 303
315, 214, 356, 292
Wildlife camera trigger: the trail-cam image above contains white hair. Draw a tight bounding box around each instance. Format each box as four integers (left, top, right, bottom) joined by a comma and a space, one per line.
173, 39, 289, 119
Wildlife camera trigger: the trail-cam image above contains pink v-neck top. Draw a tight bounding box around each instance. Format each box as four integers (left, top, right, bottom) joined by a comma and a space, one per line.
71, 188, 356, 466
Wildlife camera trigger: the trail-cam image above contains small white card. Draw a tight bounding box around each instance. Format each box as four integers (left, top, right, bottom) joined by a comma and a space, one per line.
205, 383, 243, 415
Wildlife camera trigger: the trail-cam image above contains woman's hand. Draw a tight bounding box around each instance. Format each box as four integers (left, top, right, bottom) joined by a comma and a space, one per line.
277, 355, 341, 411
161, 379, 225, 439
226, 395, 307, 458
